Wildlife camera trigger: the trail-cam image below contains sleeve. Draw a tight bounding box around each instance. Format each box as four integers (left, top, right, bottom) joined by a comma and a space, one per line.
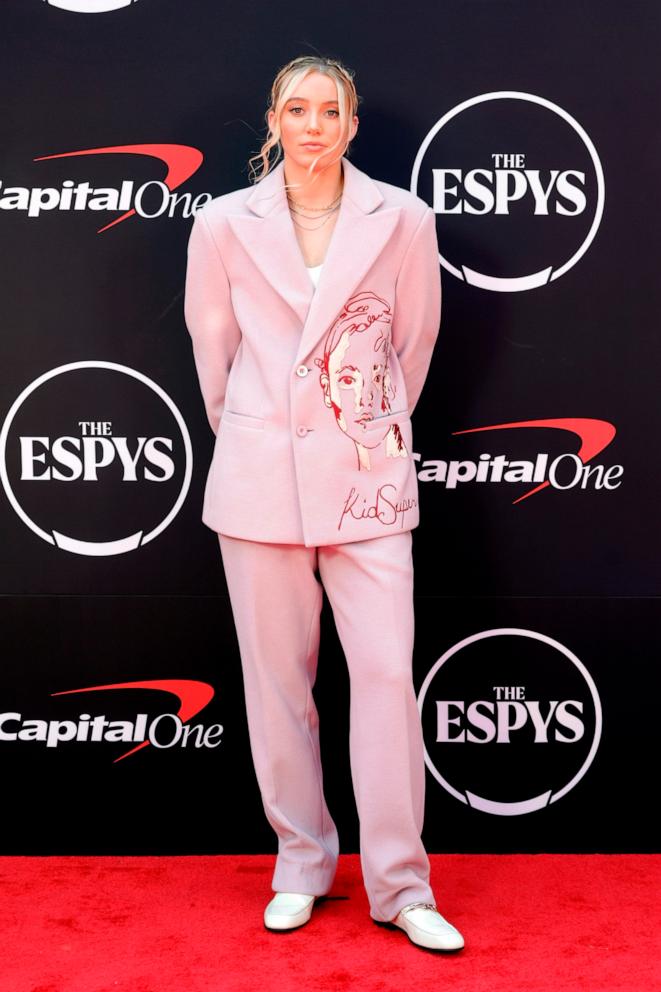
183, 207, 242, 436
390, 206, 442, 418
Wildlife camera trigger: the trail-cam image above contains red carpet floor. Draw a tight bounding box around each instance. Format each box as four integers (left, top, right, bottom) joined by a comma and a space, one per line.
0, 854, 658, 992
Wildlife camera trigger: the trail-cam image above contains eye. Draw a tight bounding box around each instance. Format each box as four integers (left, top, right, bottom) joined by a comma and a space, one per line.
288, 105, 304, 114
339, 376, 355, 387
326, 109, 340, 117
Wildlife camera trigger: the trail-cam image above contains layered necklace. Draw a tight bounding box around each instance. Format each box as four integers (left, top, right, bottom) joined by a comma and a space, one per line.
286, 176, 344, 231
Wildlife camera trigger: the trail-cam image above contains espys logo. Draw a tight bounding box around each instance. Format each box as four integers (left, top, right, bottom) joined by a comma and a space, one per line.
414, 417, 622, 501
44, 1, 138, 12
0, 680, 220, 763
419, 629, 602, 815
0, 361, 192, 556
412, 92, 605, 291
0, 143, 208, 231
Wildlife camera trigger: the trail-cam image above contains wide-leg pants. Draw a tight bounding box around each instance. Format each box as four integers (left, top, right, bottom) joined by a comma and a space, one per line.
217, 529, 435, 923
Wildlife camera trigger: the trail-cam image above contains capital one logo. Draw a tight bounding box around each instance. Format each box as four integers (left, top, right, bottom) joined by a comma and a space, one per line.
411, 92, 605, 291
0, 679, 220, 763
415, 417, 623, 502
419, 628, 602, 815
0, 144, 207, 232
0, 361, 192, 556
45, 1, 139, 11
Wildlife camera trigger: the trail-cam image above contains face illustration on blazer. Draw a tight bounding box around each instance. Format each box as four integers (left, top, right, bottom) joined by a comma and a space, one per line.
314, 290, 409, 471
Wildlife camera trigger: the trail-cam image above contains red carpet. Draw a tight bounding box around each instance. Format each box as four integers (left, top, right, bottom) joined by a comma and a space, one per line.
0, 854, 658, 992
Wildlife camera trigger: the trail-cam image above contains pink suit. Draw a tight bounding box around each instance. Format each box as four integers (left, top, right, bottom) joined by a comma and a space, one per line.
184, 156, 442, 922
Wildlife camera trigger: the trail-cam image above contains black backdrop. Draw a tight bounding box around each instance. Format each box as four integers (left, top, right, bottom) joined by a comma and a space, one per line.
0, 0, 658, 853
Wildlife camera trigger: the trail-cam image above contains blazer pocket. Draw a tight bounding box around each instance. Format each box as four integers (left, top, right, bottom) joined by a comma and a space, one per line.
221, 410, 265, 430
362, 407, 410, 431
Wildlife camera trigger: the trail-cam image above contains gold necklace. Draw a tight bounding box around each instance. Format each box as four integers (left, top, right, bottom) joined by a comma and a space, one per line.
287, 190, 343, 212
289, 202, 341, 231
288, 199, 339, 220
287, 177, 344, 211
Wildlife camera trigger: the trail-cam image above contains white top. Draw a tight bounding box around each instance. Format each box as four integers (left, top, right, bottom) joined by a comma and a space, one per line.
306, 262, 324, 289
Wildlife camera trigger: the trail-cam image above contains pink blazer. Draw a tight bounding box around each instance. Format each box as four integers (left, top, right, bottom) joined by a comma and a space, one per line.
183, 155, 441, 547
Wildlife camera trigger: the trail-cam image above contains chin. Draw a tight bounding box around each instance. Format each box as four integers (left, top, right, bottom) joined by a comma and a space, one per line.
292, 147, 332, 166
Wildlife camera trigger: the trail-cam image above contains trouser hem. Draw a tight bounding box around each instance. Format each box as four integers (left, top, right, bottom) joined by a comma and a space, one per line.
272, 861, 337, 896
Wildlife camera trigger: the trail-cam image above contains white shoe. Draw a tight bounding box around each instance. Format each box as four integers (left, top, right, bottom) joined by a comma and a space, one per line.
264, 892, 316, 930
392, 901, 464, 951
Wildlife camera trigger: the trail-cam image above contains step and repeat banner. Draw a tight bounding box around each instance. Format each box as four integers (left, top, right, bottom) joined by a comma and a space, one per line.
0, 0, 659, 853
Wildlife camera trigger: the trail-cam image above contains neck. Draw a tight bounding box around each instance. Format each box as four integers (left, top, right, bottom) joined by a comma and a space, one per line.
283, 156, 344, 208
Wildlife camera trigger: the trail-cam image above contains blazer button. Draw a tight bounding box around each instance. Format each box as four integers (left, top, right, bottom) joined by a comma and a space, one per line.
295, 364, 309, 377
296, 425, 309, 437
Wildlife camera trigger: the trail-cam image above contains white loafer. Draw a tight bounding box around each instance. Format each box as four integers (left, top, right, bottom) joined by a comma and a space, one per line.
392, 901, 464, 951
264, 892, 316, 930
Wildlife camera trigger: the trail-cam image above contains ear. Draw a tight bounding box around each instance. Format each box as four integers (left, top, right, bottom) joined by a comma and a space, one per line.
320, 370, 332, 407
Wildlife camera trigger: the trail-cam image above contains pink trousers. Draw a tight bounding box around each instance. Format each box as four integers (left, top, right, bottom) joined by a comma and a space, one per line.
217, 529, 435, 923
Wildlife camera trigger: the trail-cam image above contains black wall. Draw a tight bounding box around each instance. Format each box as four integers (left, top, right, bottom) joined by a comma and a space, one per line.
0, 0, 658, 853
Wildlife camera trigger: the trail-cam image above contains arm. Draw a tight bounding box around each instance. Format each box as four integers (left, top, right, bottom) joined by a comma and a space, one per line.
183, 207, 242, 436
390, 206, 442, 418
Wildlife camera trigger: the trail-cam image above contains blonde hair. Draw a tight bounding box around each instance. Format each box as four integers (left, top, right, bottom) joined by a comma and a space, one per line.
247, 54, 360, 192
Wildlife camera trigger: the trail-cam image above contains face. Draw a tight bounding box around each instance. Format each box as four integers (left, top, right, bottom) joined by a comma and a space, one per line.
268, 70, 358, 170
327, 321, 395, 446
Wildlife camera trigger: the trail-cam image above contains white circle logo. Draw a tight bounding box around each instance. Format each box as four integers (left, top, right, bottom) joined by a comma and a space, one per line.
44, 1, 139, 11
418, 628, 602, 815
412, 92, 605, 291
0, 361, 192, 556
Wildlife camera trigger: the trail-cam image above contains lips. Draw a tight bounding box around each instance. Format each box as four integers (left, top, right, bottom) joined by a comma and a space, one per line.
301, 143, 325, 149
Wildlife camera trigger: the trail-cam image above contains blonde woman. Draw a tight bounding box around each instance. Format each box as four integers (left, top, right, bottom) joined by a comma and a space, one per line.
184, 54, 464, 952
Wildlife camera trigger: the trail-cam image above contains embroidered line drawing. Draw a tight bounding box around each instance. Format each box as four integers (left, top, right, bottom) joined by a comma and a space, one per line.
313, 291, 408, 471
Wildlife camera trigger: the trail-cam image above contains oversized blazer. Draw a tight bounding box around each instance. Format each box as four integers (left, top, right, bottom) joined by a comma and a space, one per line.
183, 154, 441, 547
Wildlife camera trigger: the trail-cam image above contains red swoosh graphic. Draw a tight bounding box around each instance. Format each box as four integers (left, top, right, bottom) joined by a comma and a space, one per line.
51, 678, 215, 762
33, 143, 203, 233
452, 417, 616, 503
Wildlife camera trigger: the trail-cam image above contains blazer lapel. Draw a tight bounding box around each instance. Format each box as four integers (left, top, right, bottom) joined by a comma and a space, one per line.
226, 156, 402, 363
227, 163, 314, 328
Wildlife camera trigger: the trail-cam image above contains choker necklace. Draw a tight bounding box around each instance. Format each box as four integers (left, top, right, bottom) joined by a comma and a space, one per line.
287, 194, 341, 218
287, 189, 343, 212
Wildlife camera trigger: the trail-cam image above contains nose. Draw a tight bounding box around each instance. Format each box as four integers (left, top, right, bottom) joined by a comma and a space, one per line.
359, 385, 374, 411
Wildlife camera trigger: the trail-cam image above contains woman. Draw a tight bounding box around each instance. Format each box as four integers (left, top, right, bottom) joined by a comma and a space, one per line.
184, 54, 464, 953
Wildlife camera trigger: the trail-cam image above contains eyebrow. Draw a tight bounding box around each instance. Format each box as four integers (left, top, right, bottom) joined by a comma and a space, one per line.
286, 97, 339, 105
